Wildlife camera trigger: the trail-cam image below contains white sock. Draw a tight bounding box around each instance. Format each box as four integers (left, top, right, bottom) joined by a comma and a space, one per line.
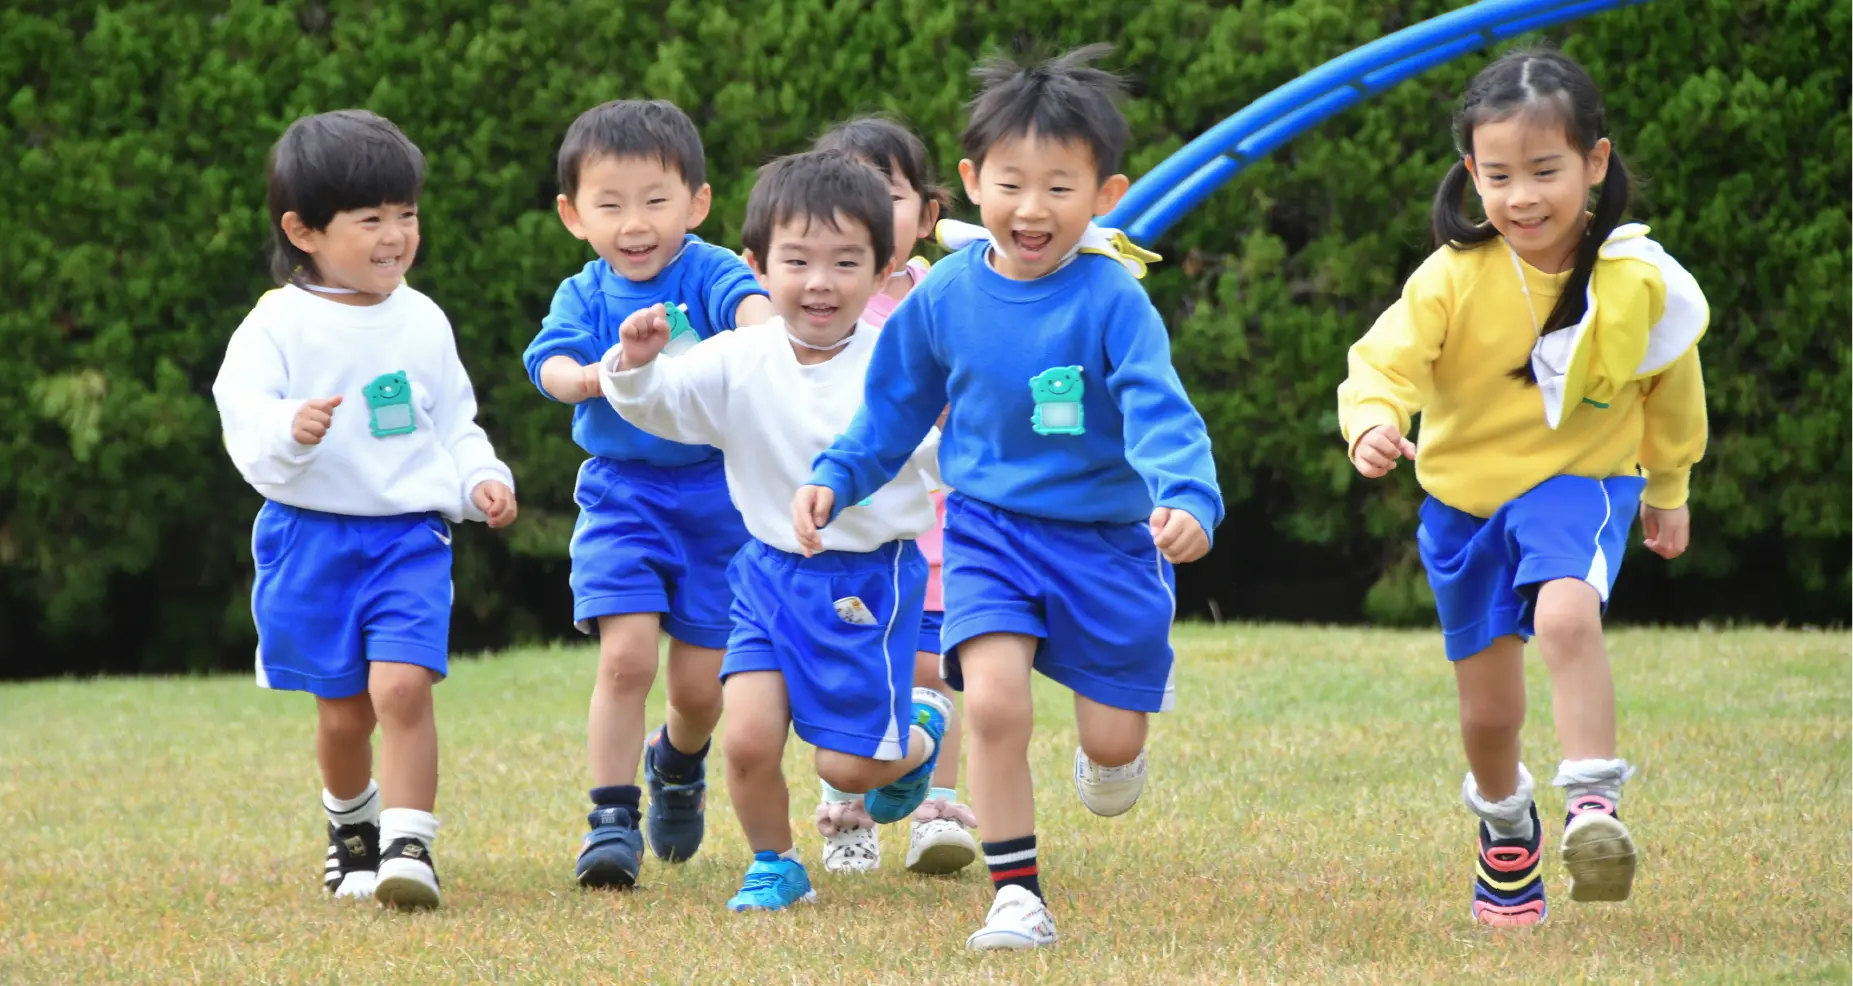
1462, 763, 1536, 841
379, 808, 439, 850
1554, 757, 1634, 806
820, 779, 859, 804
778, 847, 799, 862
323, 781, 380, 828
908, 725, 937, 766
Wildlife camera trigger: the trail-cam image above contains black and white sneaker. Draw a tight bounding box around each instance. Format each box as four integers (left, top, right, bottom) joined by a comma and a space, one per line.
374, 838, 441, 910
325, 821, 380, 900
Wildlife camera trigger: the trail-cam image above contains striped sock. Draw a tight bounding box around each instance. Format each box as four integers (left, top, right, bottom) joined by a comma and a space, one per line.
323, 781, 380, 828
982, 834, 1040, 899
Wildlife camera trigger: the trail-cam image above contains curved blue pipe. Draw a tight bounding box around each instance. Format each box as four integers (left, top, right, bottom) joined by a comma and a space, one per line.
1103, 0, 1653, 244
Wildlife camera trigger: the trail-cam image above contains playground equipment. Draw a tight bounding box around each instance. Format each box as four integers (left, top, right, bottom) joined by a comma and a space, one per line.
1102, 0, 1655, 245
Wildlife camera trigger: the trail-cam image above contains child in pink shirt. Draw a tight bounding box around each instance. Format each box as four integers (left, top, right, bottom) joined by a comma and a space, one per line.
809, 117, 978, 877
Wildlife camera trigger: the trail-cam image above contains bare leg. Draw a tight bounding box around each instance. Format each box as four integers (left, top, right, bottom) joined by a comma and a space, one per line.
587, 613, 662, 788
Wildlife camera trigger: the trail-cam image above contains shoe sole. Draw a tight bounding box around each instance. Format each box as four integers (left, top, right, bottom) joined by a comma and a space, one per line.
1562, 815, 1637, 902
907, 837, 978, 875
966, 929, 1058, 950
576, 856, 639, 890
728, 890, 818, 913
374, 870, 440, 911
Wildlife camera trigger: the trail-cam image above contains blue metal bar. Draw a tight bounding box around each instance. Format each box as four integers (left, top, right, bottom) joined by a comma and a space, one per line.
1104, 0, 1652, 244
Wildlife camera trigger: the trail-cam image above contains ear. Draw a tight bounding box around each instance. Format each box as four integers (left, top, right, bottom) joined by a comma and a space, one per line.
280, 211, 320, 254
555, 193, 589, 241
742, 247, 768, 284
917, 198, 941, 240
687, 183, 713, 229
1585, 137, 1612, 187
958, 159, 982, 205
1092, 173, 1131, 218
1463, 155, 1485, 198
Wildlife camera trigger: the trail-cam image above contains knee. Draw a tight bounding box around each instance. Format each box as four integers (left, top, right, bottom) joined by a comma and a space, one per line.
368, 668, 433, 725
598, 638, 660, 698
1532, 582, 1605, 655
1458, 692, 1524, 737
1079, 726, 1146, 769
962, 685, 1029, 745
815, 753, 877, 794
722, 717, 782, 777
318, 695, 375, 742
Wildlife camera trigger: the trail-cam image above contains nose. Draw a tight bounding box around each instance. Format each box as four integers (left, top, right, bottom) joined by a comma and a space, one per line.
1014, 191, 1049, 221
805, 266, 833, 292
1507, 178, 1540, 209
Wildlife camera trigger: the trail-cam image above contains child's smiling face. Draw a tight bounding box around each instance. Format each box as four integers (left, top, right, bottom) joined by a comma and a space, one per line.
750, 213, 889, 357
959, 132, 1128, 281
284, 202, 420, 303
558, 155, 711, 282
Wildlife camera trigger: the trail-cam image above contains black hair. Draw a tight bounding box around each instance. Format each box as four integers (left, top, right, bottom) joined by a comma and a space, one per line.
740, 149, 894, 276
814, 115, 954, 226
265, 109, 425, 286
1429, 48, 1632, 382
961, 43, 1130, 181
556, 99, 706, 201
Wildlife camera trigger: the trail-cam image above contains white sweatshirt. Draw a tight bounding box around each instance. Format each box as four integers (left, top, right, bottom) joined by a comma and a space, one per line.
212, 284, 514, 523
600, 318, 940, 555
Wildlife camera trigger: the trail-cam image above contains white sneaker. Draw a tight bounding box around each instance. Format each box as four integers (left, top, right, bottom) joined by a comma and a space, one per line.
816, 799, 881, 873
905, 798, 978, 875
331, 870, 377, 901
966, 885, 1058, 950
1073, 747, 1147, 816
1561, 802, 1638, 902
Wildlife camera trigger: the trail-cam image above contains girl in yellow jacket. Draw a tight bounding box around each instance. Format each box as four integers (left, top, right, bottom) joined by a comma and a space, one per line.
1336, 49, 1707, 928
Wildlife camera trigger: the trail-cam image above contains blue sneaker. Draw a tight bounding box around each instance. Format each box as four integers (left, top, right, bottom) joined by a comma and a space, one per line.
643, 726, 708, 862
575, 805, 643, 889
864, 688, 954, 824
726, 851, 818, 912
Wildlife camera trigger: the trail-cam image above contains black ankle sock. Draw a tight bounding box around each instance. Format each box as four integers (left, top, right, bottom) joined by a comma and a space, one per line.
649, 728, 710, 785
982, 834, 1041, 899
590, 785, 642, 827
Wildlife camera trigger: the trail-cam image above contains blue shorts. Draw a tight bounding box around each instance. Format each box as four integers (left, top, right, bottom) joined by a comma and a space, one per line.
940, 494, 1178, 713
569, 456, 749, 648
722, 539, 926, 760
250, 502, 452, 699
1419, 474, 1645, 661
917, 611, 943, 656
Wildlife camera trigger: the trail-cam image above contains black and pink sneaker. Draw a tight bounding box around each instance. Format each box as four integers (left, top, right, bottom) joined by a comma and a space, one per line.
1561, 795, 1637, 902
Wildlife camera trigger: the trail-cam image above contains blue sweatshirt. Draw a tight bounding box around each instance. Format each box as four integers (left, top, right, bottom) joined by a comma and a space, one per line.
523, 235, 766, 465
808, 243, 1224, 540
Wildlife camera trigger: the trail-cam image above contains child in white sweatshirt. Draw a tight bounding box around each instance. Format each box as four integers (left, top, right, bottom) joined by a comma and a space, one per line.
211, 110, 516, 910
600, 150, 945, 913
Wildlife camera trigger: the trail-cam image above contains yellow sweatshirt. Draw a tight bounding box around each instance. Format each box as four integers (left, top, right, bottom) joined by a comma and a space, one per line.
1337, 225, 1709, 518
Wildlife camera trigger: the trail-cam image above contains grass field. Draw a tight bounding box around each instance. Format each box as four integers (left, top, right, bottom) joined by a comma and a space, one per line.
2, 625, 1846, 984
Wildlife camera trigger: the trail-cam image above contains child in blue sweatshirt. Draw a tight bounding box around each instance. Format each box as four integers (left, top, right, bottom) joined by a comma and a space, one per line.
523, 99, 773, 890
794, 45, 1223, 950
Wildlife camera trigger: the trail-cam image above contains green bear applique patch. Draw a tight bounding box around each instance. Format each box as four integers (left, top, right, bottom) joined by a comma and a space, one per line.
1029, 366, 1085, 436
363, 371, 416, 438
662, 303, 700, 357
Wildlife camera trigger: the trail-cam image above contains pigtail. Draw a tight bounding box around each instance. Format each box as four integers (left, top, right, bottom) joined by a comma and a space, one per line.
1509, 149, 1633, 381
1430, 158, 1499, 250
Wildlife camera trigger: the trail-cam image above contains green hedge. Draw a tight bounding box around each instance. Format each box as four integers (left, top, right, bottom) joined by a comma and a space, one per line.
2, 0, 1846, 673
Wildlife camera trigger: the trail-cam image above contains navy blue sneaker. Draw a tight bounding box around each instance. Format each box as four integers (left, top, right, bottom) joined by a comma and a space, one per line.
576, 804, 643, 889
864, 688, 954, 824
643, 727, 708, 862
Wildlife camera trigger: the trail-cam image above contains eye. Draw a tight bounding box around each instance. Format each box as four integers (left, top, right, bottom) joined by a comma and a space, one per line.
995, 183, 1019, 191
648, 198, 669, 206
1536, 169, 1558, 178
1050, 185, 1074, 194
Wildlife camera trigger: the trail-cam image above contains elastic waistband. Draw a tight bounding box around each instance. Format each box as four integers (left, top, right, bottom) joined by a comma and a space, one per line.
263, 501, 439, 528
585, 454, 726, 486
946, 491, 1143, 531
744, 538, 920, 575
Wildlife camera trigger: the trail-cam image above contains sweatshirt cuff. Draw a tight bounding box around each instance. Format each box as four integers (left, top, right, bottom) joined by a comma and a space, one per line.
1641, 468, 1690, 510
1342, 403, 1404, 458
598, 343, 659, 405
806, 460, 857, 522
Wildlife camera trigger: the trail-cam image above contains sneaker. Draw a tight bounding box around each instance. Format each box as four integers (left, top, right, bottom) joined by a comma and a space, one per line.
576, 805, 645, 889
1562, 795, 1638, 902
1073, 747, 1147, 816
643, 726, 707, 862
817, 799, 881, 873
726, 852, 818, 912
374, 838, 441, 910
324, 820, 380, 900
864, 689, 953, 824
1472, 802, 1546, 927
966, 885, 1058, 950
905, 797, 978, 875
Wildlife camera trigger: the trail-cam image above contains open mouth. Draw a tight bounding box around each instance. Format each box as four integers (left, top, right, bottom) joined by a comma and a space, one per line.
371, 256, 401, 270
1509, 218, 1546, 233
618, 245, 656, 263
800, 303, 839, 324
1011, 231, 1053, 257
